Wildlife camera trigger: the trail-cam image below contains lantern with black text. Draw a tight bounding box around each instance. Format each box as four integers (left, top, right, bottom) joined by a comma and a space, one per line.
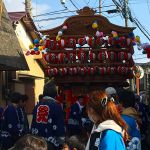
117, 66, 129, 75
119, 37, 126, 48
78, 67, 87, 76
67, 52, 76, 62
108, 51, 117, 61
87, 67, 96, 75
43, 53, 56, 63
88, 51, 96, 62
49, 39, 57, 50
68, 67, 78, 75
58, 53, 66, 63
47, 68, 58, 76
68, 38, 76, 48
96, 37, 105, 47
78, 38, 86, 46
59, 68, 67, 76
98, 67, 107, 75
98, 51, 107, 62
118, 52, 132, 61
57, 39, 67, 49
78, 51, 87, 62
107, 67, 116, 75
87, 37, 95, 47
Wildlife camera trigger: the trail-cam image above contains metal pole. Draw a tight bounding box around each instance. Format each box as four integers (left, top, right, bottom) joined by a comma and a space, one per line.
99, 0, 102, 14
124, 0, 128, 27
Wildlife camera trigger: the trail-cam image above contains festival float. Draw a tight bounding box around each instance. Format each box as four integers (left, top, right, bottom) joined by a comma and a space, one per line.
26, 7, 146, 104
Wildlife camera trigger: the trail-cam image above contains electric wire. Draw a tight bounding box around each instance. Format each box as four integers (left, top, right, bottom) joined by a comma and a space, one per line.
69, 0, 80, 10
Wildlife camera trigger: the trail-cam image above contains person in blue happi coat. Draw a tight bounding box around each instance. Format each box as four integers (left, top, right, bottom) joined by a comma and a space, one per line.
118, 90, 141, 150
0, 92, 22, 150
17, 94, 29, 135
67, 96, 85, 136
31, 80, 65, 150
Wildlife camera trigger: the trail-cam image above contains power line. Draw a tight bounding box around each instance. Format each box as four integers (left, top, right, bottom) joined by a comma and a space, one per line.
69, 0, 79, 10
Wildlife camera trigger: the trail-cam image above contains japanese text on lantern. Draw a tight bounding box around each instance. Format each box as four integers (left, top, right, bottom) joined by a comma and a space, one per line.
36, 105, 49, 123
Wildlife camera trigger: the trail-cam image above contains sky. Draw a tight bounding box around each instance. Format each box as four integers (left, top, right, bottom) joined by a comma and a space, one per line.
3, 0, 150, 63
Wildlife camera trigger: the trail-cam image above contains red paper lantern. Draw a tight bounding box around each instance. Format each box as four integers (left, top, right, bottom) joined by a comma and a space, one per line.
117, 66, 129, 74
45, 39, 50, 48
48, 40, 57, 50
145, 48, 150, 58
68, 67, 77, 75
30, 50, 35, 55
67, 52, 76, 62
87, 67, 96, 75
107, 67, 116, 74
47, 68, 58, 76
57, 39, 67, 49
108, 37, 113, 47
119, 37, 126, 48
68, 38, 76, 48
78, 51, 87, 62
98, 67, 107, 75
78, 67, 87, 75
108, 51, 117, 61
78, 38, 86, 46
87, 37, 95, 47
118, 52, 132, 61
44, 53, 56, 63
58, 53, 66, 63
98, 51, 107, 62
126, 38, 132, 46
88, 51, 96, 61
96, 37, 105, 47
59, 68, 67, 76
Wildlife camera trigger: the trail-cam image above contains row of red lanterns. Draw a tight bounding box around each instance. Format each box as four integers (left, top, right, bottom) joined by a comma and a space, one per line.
43, 51, 132, 63
45, 37, 133, 50
45, 66, 132, 76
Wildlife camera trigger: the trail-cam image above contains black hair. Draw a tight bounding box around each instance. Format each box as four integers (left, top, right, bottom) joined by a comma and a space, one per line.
43, 80, 57, 98
118, 90, 136, 108
21, 94, 29, 102
9, 134, 47, 150
10, 92, 21, 104
39, 94, 43, 101
64, 136, 86, 150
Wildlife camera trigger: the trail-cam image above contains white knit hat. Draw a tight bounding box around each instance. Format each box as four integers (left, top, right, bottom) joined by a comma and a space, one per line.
105, 87, 117, 95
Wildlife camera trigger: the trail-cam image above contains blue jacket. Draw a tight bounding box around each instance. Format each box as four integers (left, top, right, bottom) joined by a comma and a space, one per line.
17, 106, 29, 135
122, 114, 141, 139
122, 114, 141, 150
0, 104, 22, 149
31, 97, 65, 147
86, 120, 126, 150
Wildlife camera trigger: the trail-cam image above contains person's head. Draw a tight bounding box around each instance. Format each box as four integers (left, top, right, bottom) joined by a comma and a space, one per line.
9, 134, 47, 150
105, 87, 118, 102
118, 90, 136, 108
78, 96, 84, 106
62, 136, 86, 150
10, 92, 21, 104
19, 94, 28, 107
86, 90, 127, 130
43, 80, 57, 98
38, 94, 43, 102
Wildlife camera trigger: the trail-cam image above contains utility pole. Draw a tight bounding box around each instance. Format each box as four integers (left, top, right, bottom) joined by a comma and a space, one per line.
124, 0, 129, 27
99, 0, 102, 14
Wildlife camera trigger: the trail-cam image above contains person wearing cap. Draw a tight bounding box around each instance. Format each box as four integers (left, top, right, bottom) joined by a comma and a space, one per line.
31, 80, 65, 150
67, 96, 85, 136
0, 92, 22, 150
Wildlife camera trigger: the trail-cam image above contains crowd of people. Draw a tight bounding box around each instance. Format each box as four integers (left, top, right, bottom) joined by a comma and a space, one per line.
0, 83, 150, 150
